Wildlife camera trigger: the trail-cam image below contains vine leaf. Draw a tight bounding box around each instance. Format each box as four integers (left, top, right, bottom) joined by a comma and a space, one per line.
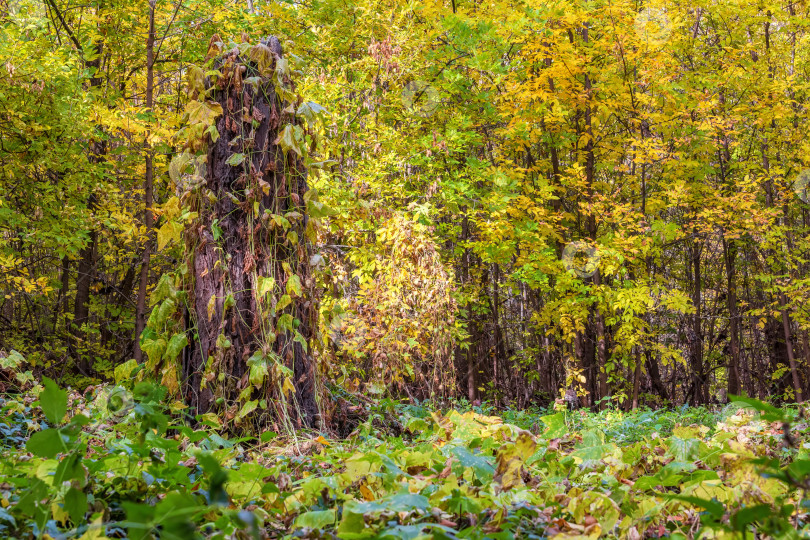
275, 124, 303, 156
225, 153, 245, 166
257, 276, 275, 298
286, 275, 302, 297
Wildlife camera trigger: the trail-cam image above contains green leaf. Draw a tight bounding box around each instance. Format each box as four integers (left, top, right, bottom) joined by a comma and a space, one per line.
226, 153, 245, 166
152, 298, 176, 328
157, 220, 184, 251
0, 350, 25, 370
54, 450, 85, 484
248, 352, 268, 388
276, 294, 292, 311
164, 333, 188, 363
277, 313, 294, 332
169, 152, 192, 185
186, 100, 223, 125
570, 430, 617, 462
293, 330, 308, 353
296, 101, 329, 123
141, 338, 167, 368
494, 431, 536, 490
729, 395, 789, 422
114, 359, 138, 384
236, 400, 259, 421
539, 412, 566, 439
63, 487, 87, 525
667, 436, 701, 462
275, 124, 302, 156
39, 377, 67, 425
150, 274, 177, 306
670, 495, 725, 519
451, 446, 494, 482
26, 428, 67, 458
295, 509, 336, 529
732, 504, 773, 530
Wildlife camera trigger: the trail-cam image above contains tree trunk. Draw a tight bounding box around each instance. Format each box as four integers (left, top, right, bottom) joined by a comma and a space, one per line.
687, 234, 705, 404
72, 202, 96, 374
780, 292, 803, 403
133, 0, 157, 363
631, 347, 642, 409
71, 38, 106, 374
723, 238, 741, 396
184, 36, 319, 427
645, 349, 668, 402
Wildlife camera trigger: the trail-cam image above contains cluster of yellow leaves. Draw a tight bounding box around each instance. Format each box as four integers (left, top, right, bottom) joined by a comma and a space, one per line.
336, 213, 459, 396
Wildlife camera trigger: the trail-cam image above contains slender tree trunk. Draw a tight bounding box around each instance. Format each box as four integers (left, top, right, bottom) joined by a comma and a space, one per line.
134, 0, 156, 362
631, 347, 642, 409
72, 199, 96, 373
685, 234, 705, 405
593, 271, 608, 409
71, 36, 106, 373
491, 263, 506, 404
803, 332, 810, 396
580, 22, 609, 409
55, 256, 70, 342
780, 292, 803, 402
723, 238, 741, 396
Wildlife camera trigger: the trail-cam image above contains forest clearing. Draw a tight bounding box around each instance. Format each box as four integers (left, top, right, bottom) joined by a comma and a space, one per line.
2, 0, 810, 536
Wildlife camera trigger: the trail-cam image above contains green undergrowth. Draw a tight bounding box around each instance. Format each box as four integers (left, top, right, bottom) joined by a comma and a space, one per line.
1, 382, 810, 539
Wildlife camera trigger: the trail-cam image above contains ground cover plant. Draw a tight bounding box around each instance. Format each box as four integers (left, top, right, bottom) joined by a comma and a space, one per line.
1, 367, 810, 539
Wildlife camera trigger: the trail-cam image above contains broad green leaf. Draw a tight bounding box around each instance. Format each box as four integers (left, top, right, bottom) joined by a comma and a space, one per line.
186, 100, 222, 125
451, 446, 494, 482
39, 377, 67, 425
539, 412, 566, 439
26, 428, 67, 458
164, 333, 188, 363
114, 359, 138, 383
225, 153, 245, 166
278, 313, 294, 331
571, 430, 617, 462
276, 294, 292, 311
63, 487, 87, 525
141, 338, 167, 368
275, 124, 302, 156
667, 436, 701, 462
237, 400, 258, 421
295, 509, 336, 529
157, 220, 183, 251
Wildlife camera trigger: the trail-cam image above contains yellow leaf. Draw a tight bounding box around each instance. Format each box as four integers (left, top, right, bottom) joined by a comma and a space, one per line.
257, 276, 276, 298
286, 275, 302, 297
358, 481, 375, 501
157, 220, 183, 251
282, 377, 296, 396
207, 294, 217, 322
315, 435, 330, 446
277, 294, 292, 311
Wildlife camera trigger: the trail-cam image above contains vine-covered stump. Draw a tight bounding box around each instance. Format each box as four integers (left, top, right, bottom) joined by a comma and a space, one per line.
179, 36, 320, 428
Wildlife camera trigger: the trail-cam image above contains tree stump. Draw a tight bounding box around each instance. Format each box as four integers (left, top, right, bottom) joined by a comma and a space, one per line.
182, 36, 319, 428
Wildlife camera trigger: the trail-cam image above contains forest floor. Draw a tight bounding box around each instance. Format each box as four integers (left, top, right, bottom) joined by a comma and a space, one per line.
0, 381, 808, 539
